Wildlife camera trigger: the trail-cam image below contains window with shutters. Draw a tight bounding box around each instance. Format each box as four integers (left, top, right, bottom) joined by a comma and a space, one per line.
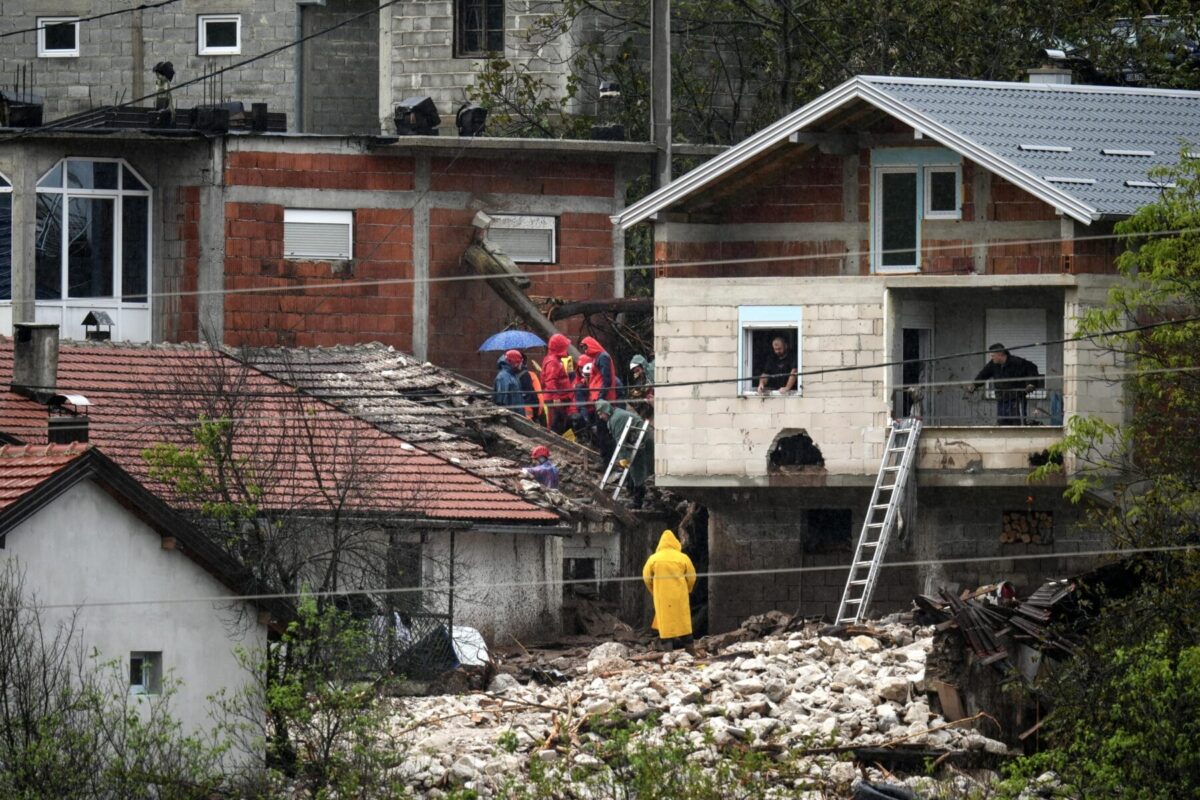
486, 215, 556, 264
283, 209, 353, 260
984, 308, 1047, 399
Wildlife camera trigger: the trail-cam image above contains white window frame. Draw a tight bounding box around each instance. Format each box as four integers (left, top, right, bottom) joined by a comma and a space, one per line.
129, 651, 162, 696
924, 165, 962, 220
198, 14, 242, 56
283, 209, 354, 260
737, 306, 803, 397
37, 17, 79, 58
486, 214, 557, 264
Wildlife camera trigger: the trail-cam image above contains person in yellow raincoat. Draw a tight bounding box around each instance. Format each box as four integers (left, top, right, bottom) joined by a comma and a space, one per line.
642, 530, 697, 649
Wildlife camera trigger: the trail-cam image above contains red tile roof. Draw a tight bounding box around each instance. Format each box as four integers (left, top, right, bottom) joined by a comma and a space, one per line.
0, 340, 557, 524
0, 443, 91, 512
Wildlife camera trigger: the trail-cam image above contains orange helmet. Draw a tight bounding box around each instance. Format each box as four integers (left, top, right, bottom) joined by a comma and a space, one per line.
531, 445, 551, 460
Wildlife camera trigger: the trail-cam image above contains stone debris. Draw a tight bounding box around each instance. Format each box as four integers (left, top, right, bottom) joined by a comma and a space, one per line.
383, 622, 1012, 797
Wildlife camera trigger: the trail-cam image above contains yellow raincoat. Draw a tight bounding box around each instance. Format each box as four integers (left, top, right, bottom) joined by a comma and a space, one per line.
642, 530, 697, 639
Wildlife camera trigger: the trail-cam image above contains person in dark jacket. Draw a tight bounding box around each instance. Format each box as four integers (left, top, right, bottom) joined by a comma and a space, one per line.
968, 343, 1041, 425
492, 349, 524, 411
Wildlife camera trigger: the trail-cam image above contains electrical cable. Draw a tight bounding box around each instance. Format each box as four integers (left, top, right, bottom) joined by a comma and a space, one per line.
16, 543, 1200, 611
0, 0, 183, 39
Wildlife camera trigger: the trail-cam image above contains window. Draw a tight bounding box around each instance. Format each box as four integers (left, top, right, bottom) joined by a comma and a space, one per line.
38, 17, 79, 58
35, 159, 151, 302
198, 14, 241, 55
487, 214, 556, 263
924, 166, 962, 219
871, 149, 963, 272
129, 651, 162, 695
456, 0, 504, 56
984, 308, 1047, 400
283, 209, 353, 260
0, 172, 10, 301
738, 306, 802, 395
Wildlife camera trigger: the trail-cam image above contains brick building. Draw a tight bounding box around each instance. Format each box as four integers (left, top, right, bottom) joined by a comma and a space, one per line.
0, 130, 658, 383
616, 73, 1200, 632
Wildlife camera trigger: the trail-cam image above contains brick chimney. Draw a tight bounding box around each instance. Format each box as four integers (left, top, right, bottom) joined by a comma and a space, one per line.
11, 323, 59, 402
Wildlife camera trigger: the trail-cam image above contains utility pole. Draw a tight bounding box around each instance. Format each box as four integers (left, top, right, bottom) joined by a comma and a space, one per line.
651, 0, 671, 190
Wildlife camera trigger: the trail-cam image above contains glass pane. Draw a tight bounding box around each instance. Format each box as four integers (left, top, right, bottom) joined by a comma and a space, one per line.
122, 165, 148, 191
67, 160, 119, 190
122, 196, 149, 301
881, 171, 917, 267
929, 170, 957, 212
0, 195, 10, 300
485, 0, 504, 50
37, 163, 63, 189
67, 197, 114, 298
43, 21, 75, 51
205, 20, 238, 48
35, 193, 62, 299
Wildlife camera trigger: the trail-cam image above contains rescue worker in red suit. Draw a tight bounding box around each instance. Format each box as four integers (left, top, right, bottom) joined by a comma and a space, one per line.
541, 333, 573, 435
581, 336, 617, 404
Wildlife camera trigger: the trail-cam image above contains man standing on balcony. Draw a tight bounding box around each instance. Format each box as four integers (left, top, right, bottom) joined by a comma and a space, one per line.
967, 343, 1041, 426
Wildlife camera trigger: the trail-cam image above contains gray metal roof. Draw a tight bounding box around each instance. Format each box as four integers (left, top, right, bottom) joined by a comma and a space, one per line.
617, 76, 1200, 228
864, 77, 1200, 218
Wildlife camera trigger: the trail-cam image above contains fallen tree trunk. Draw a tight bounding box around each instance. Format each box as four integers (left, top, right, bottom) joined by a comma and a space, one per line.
549, 297, 652, 321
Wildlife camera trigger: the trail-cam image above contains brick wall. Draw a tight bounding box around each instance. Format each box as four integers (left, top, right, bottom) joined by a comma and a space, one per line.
165, 186, 202, 342
223, 152, 415, 191
302, 0, 380, 135
222, 202, 414, 348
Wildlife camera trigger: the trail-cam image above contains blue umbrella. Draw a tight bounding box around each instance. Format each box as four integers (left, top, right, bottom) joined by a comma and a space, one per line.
478, 330, 547, 352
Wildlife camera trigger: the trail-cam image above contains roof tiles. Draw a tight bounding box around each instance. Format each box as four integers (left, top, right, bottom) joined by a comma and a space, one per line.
0, 340, 557, 524
0, 443, 90, 511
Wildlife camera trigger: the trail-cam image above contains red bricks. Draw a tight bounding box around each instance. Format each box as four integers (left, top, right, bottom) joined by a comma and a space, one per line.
224, 151, 416, 191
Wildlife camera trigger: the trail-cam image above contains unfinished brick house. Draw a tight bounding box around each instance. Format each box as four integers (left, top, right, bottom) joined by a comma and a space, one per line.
616, 73, 1200, 632
0, 128, 655, 383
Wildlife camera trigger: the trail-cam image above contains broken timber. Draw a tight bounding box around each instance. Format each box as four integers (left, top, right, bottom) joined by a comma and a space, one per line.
549, 297, 652, 321
464, 241, 581, 358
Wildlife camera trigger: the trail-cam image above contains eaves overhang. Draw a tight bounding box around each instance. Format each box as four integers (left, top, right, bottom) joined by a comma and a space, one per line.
614, 76, 1099, 231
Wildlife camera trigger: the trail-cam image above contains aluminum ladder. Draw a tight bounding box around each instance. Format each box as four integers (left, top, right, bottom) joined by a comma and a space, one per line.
599, 416, 650, 499
835, 417, 923, 625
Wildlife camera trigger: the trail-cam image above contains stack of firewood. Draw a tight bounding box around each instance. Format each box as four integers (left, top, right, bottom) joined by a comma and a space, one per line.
1000, 511, 1052, 544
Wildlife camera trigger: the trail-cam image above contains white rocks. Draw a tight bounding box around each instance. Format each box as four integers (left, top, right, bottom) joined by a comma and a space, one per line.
487, 673, 519, 693
903, 701, 930, 724
732, 677, 766, 695
536, 749, 559, 763
827, 761, 857, 785
450, 754, 484, 783
851, 635, 882, 653
874, 703, 900, 733
877, 677, 910, 703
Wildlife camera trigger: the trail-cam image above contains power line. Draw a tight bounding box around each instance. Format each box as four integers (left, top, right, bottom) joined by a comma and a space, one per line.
18, 543, 1200, 611
46, 226, 1199, 304
0, 0, 409, 141
0, 0, 183, 39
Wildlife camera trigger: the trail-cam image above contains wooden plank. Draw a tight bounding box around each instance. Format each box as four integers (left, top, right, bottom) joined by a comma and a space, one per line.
933, 679, 966, 722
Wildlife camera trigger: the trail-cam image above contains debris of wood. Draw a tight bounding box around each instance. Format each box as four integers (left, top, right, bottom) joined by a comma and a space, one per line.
932, 679, 966, 722
548, 297, 653, 321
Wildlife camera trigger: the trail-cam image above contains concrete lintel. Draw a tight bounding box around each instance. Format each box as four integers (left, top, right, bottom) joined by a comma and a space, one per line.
658, 221, 866, 244
412, 154, 431, 361
223, 185, 620, 216
656, 474, 876, 489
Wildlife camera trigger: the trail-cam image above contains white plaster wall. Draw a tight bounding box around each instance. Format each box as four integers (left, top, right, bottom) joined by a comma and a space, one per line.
423, 530, 562, 644
654, 275, 1126, 485
4, 481, 266, 741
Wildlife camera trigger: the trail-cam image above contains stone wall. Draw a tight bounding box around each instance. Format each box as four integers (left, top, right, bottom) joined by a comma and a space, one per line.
302, 0, 380, 135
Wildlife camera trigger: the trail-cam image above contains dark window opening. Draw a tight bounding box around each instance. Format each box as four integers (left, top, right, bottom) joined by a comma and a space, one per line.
768, 429, 824, 469
928, 170, 958, 213
749, 328, 799, 391
456, 0, 504, 56
205, 21, 238, 49
42, 21, 77, 52
0, 192, 11, 300
880, 170, 918, 267
804, 508, 853, 553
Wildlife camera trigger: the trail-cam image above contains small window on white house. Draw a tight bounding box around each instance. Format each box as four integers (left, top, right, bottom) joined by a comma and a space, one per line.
198, 15, 241, 55
283, 209, 353, 260
38, 18, 79, 58
486, 215, 556, 263
129, 652, 162, 695
924, 166, 962, 219
738, 306, 802, 395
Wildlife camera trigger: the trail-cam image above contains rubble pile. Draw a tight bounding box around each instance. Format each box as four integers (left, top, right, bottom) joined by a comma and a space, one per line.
384, 623, 1013, 798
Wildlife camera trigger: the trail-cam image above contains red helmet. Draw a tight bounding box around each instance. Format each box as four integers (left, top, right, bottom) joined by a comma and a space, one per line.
504, 349, 523, 366
531, 445, 551, 460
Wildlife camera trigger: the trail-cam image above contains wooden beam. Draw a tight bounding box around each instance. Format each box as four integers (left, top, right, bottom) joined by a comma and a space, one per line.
549, 297, 652, 321
464, 242, 581, 358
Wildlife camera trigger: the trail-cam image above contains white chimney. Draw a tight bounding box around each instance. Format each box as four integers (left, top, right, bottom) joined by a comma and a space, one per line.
1027, 66, 1072, 85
